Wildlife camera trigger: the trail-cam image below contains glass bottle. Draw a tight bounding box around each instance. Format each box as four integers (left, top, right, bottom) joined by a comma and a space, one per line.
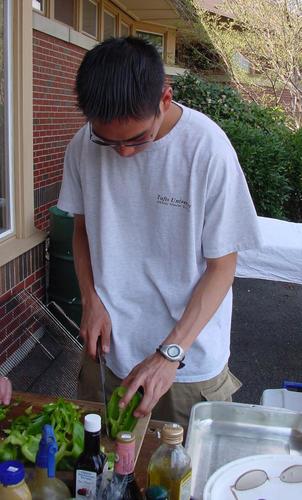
98, 431, 143, 500
0, 460, 32, 500
74, 413, 107, 499
147, 423, 192, 500
27, 424, 70, 499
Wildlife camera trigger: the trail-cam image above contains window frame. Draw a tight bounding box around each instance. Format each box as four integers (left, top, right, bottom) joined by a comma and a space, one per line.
50, 0, 77, 29
102, 8, 116, 39
0, 0, 14, 241
135, 29, 165, 59
32, 0, 46, 15
80, 0, 98, 39
120, 20, 130, 37
0, 0, 45, 267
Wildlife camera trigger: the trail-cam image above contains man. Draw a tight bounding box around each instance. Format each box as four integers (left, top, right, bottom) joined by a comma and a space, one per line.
58, 36, 261, 426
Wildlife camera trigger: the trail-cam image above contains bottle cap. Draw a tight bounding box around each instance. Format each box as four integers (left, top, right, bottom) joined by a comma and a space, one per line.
0, 461, 25, 486
84, 413, 101, 432
116, 431, 135, 444
115, 432, 136, 475
161, 423, 184, 445
145, 485, 168, 499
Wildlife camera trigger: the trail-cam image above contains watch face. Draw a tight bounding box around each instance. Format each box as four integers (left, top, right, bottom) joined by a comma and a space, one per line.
167, 345, 181, 358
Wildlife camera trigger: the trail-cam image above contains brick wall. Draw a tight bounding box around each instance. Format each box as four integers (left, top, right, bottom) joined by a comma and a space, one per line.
0, 242, 45, 364
33, 29, 86, 231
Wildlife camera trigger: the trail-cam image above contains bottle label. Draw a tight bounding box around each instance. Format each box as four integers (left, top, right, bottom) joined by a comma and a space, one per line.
75, 469, 97, 499
179, 470, 192, 500
115, 439, 135, 475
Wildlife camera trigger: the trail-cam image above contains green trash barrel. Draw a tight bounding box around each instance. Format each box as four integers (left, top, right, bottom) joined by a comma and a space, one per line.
48, 206, 82, 326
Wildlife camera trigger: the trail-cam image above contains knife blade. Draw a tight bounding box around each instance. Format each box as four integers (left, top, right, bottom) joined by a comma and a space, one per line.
97, 337, 110, 437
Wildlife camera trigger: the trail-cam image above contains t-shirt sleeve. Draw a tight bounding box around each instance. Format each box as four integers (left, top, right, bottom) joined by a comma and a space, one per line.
57, 140, 84, 215
202, 143, 262, 258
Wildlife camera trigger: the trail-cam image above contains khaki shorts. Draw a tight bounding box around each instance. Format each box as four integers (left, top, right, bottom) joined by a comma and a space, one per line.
78, 351, 242, 428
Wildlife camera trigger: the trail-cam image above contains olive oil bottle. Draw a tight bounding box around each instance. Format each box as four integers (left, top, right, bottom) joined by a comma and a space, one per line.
147, 423, 192, 500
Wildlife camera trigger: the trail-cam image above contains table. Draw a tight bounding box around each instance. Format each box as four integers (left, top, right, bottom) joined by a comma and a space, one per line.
1, 392, 165, 491
236, 216, 302, 284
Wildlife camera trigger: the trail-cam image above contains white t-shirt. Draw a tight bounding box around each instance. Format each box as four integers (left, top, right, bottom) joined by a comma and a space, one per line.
58, 103, 262, 382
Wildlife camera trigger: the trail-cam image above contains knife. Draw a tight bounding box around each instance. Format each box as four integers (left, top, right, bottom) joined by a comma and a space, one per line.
97, 337, 110, 437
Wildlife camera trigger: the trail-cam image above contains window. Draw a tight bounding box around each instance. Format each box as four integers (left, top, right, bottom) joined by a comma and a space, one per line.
32, 0, 44, 12
1, 0, 44, 266
136, 31, 164, 58
121, 22, 130, 37
103, 10, 116, 40
0, 0, 13, 240
81, 0, 98, 38
54, 0, 74, 27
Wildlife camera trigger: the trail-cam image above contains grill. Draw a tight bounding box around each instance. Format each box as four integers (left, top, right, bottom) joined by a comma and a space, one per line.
0, 290, 83, 399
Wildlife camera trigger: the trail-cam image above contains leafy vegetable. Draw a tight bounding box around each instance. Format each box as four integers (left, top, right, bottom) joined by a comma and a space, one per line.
0, 406, 9, 422
0, 398, 85, 469
107, 386, 142, 439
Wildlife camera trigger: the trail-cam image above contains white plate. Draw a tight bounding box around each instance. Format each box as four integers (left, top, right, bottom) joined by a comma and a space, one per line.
203, 454, 302, 500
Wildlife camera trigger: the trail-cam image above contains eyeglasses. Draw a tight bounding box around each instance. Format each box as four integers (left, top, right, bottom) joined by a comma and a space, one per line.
89, 117, 157, 149
231, 464, 302, 492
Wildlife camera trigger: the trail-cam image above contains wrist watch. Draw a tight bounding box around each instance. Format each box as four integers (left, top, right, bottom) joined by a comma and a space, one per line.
156, 343, 186, 369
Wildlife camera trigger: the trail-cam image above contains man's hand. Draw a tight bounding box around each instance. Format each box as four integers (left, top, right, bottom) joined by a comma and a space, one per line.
80, 293, 112, 357
0, 377, 12, 405
119, 353, 178, 417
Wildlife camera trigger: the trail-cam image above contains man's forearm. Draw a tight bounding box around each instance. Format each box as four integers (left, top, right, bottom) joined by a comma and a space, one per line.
164, 253, 237, 351
73, 215, 112, 355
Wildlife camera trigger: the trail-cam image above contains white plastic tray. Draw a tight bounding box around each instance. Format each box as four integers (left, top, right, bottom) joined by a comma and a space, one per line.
185, 402, 302, 500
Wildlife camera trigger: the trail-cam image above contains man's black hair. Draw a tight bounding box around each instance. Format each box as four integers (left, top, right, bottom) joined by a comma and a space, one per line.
76, 36, 165, 122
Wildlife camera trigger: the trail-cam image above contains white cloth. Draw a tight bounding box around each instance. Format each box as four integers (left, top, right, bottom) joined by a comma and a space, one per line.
58, 103, 261, 382
236, 217, 302, 285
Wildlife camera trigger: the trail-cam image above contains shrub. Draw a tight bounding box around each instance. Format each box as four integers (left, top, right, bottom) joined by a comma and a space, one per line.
173, 72, 301, 221
173, 72, 286, 130
283, 129, 302, 221
220, 120, 291, 219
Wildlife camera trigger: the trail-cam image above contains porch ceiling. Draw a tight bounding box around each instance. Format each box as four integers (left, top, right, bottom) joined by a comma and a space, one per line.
115, 1, 231, 28
116, 0, 183, 27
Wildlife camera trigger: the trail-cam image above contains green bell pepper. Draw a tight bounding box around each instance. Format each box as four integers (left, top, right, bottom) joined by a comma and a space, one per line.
0, 442, 18, 461
21, 434, 41, 463
0, 405, 9, 422
107, 386, 142, 439
0, 398, 84, 469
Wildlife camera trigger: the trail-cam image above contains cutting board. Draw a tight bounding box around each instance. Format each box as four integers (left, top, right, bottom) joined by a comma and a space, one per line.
0, 392, 151, 465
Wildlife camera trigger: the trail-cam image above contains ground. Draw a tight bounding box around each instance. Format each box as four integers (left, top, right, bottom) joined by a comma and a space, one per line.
7, 277, 302, 408
230, 277, 302, 405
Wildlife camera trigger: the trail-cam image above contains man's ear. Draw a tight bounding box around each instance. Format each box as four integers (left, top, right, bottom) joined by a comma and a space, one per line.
161, 86, 173, 112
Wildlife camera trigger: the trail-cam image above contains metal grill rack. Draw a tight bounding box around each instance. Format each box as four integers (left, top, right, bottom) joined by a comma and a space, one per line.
0, 290, 83, 399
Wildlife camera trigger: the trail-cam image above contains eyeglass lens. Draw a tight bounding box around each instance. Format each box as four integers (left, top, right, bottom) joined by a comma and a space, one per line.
234, 464, 302, 491
280, 464, 302, 483
234, 469, 268, 491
